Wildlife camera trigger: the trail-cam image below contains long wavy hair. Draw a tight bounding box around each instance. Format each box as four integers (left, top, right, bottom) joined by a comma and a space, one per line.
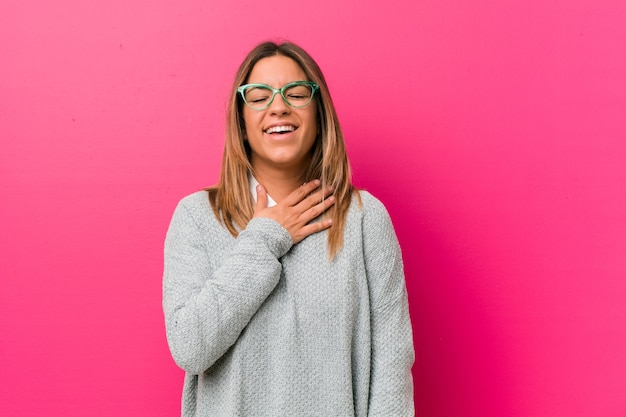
207, 41, 358, 258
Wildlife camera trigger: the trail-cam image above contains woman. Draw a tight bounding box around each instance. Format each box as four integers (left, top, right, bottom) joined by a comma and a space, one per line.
163, 41, 414, 416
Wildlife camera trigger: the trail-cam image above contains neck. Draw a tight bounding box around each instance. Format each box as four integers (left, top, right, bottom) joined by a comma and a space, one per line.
251, 164, 308, 203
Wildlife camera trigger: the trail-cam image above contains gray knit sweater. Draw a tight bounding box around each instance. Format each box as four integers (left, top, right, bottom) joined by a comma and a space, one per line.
163, 190, 414, 416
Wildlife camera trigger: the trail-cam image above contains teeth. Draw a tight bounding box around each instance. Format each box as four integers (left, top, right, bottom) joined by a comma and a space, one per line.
265, 125, 295, 134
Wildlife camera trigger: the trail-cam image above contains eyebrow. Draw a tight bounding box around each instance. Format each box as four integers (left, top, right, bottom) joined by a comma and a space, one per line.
245, 81, 306, 88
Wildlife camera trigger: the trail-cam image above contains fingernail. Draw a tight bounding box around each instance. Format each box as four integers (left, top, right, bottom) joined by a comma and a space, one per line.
256, 185, 262, 192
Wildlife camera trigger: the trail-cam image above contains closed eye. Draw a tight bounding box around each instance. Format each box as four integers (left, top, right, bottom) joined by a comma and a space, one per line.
250, 96, 270, 104
245, 87, 273, 104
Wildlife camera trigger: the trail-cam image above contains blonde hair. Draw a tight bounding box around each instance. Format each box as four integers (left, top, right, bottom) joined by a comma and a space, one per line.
207, 41, 358, 258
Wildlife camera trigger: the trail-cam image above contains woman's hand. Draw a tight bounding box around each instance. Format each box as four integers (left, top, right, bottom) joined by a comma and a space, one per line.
253, 180, 335, 244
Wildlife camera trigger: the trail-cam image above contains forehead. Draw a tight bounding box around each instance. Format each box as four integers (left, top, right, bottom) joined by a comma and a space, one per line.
246, 55, 308, 87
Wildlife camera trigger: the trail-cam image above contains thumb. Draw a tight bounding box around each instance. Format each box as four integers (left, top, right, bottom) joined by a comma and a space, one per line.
255, 184, 268, 212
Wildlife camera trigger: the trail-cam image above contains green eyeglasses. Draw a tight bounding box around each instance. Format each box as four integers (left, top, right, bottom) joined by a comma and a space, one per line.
237, 81, 319, 110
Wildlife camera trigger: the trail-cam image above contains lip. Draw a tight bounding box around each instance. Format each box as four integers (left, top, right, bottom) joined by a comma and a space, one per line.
263, 122, 298, 134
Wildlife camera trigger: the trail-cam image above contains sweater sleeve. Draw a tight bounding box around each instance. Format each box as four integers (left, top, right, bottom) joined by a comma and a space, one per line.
362, 195, 415, 416
162, 195, 293, 374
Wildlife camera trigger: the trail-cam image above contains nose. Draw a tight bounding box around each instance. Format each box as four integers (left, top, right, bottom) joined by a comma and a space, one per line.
268, 91, 290, 115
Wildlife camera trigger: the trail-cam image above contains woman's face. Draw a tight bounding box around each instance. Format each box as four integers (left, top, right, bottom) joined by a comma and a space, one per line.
242, 55, 318, 175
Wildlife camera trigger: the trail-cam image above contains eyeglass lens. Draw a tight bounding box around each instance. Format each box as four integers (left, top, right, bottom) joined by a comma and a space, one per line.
244, 84, 314, 109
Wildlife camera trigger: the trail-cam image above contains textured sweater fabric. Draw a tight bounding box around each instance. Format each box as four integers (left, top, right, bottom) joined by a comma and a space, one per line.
163, 190, 415, 416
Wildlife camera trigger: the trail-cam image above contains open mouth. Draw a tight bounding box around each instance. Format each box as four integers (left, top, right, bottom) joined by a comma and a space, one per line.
264, 125, 297, 135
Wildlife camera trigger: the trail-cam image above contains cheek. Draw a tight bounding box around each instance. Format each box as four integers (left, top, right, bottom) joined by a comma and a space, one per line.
242, 110, 261, 136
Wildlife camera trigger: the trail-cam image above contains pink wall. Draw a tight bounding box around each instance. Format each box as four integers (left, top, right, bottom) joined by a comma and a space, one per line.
1, 0, 625, 415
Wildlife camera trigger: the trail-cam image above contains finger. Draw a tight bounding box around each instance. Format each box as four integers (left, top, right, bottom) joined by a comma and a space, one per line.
283, 180, 321, 206
254, 184, 268, 213
292, 217, 333, 244
296, 185, 335, 211
300, 194, 335, 223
